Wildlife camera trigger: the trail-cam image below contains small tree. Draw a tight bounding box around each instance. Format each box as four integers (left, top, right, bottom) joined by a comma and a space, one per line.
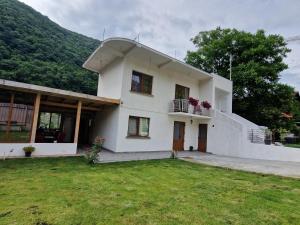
85, 137, 104, 164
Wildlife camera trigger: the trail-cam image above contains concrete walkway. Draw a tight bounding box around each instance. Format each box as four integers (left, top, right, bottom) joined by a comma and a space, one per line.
98, 150, 172, 163
180, 153, 300, 178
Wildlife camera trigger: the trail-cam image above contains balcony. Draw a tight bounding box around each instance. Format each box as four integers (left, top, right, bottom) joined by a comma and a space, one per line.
168, 99, 212, 119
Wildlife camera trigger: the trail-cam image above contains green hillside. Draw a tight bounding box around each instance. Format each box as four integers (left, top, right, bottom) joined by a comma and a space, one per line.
0, 0, 100, 95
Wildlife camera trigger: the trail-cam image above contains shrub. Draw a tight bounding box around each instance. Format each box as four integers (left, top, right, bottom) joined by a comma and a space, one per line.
85, 137, 104, 164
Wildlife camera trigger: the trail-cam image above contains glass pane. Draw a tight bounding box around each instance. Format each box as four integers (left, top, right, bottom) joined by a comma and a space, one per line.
50, 113, 61, 129
131, 72, 141, 92
175, 85, 189, 99
139, 118, 149, 136
39, 112, 51, 129
128, 117, 137, 135
143, 75, 152, 94
173, 123, 180, 140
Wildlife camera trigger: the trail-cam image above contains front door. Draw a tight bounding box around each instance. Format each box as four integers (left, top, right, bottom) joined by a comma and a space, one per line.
198, 124, 207, 152
173, 121, 185, 151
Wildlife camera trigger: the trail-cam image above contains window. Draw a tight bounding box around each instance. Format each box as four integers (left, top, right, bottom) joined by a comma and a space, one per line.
128, 116, 150, 137
131, 70, 153, 95
175, 84, 190, 99
39, 112, 61, 129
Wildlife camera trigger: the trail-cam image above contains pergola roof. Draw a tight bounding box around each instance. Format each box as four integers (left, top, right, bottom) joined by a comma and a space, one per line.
0, 79, 119, 111
83, 37, 214, 80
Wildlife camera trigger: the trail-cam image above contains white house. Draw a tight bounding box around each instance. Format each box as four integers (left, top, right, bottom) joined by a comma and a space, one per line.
1, 37, 300, 162
83, 37, 233, 154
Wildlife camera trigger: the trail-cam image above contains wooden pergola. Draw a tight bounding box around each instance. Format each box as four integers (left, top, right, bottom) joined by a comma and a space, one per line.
0, 79, 120, 144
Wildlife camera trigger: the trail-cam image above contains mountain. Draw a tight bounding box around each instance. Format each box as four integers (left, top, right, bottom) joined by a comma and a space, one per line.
0, 0, 100, 95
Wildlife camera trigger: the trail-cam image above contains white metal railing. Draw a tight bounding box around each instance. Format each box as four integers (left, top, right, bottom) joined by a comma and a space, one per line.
248, 128, 272, 145
169, 99, 212, 117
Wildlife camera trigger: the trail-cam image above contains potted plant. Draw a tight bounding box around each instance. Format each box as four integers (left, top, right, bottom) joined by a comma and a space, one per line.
188, 97, 199, 114
201, 101, 211, 116
23, 146, 35, 157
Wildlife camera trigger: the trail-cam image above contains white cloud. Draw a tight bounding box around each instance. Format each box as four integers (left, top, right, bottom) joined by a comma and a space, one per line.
20, 0, 300, 91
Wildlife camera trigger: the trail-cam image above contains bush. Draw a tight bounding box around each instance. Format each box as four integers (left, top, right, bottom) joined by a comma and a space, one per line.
84, 137, 104, 164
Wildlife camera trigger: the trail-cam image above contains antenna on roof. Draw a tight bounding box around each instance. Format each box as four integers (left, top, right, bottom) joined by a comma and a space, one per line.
174, 50, 177, 59
134, 33, 140, 42
102, 28, 106, 41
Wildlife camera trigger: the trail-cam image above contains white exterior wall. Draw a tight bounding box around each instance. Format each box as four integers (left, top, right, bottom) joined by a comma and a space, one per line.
110, 57, 213, 152
241, 143, 300, 162
97, 59, 124, 99
0, 143, 77, 158
213, 75, 232, 113
91, 106, 120, 151
207, 111, 244, 156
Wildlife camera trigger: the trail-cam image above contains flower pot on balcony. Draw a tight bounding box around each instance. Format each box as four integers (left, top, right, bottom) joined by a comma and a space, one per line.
202, 109, 210, 116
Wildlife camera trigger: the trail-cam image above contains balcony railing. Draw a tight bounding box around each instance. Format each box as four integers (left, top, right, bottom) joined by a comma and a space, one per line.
169, 99, 212, 117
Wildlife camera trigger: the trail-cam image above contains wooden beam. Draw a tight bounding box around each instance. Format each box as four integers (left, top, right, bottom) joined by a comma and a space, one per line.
30, 93, 41, 143
40, 101, 100, 111
73, 101, 82, 143
6, 93, 15, 141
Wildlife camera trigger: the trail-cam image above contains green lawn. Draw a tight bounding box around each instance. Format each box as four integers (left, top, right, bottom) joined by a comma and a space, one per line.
284, 143, 300, 148
0, 158, 300, 225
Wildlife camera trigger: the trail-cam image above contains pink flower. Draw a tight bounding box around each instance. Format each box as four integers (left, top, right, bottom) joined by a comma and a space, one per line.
201, 101, 211, 109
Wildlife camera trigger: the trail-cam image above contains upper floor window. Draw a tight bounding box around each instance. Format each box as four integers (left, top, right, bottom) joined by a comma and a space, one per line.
128, 116, 150, 137
131, 70, 153, 95
175, 84, 190, 99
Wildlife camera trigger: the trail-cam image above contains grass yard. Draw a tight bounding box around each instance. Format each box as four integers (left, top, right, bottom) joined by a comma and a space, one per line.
0, 158, 300, 225
284, 143, 300, 148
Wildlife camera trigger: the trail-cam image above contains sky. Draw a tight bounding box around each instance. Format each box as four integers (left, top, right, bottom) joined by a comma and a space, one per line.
20, 0, 300, 91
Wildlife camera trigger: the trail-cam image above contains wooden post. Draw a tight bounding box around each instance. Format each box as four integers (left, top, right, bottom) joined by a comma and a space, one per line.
74, 100, 82, 143
6, 93, 15, 141
30, 93, 41, 143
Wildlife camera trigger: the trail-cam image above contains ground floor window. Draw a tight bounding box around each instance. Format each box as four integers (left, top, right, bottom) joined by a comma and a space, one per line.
128, 116, 150, 137
0, 90, 35, 143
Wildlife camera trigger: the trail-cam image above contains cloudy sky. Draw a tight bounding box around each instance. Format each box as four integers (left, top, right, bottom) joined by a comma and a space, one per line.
20, 0, 300, 91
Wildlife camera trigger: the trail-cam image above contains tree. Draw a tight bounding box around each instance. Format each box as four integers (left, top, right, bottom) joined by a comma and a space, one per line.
185, 27, 299, 130
0, 0, 100, 95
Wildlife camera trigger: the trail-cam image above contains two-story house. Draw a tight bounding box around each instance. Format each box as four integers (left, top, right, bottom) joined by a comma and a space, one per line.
2, 37, 300, 162
83, 37, 233, 154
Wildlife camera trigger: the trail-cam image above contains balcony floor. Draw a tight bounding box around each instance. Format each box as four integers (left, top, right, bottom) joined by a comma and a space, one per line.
168, 112, 212, 119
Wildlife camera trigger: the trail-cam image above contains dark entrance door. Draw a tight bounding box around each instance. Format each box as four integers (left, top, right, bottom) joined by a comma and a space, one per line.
173, 121, 185, 151
78, 117, 91, 145
198, 124, 207, 152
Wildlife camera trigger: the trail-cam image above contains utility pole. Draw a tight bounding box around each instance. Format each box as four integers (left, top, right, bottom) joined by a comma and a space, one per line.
229, 54, 233, 81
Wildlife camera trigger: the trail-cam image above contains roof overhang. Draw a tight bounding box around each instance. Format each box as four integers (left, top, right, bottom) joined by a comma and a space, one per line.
83, 37, 213, 80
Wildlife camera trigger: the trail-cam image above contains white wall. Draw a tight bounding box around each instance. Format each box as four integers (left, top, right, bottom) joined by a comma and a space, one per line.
0, 143, 77, 158
199, 78, 214, 107
92, 106, 120, 151
112, 57, 213, 152
213, 75, 232, 113
97, 58, 124, 99
208, 110, 244, 157
240, 143, 300, 162
215, 88, 231, 113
